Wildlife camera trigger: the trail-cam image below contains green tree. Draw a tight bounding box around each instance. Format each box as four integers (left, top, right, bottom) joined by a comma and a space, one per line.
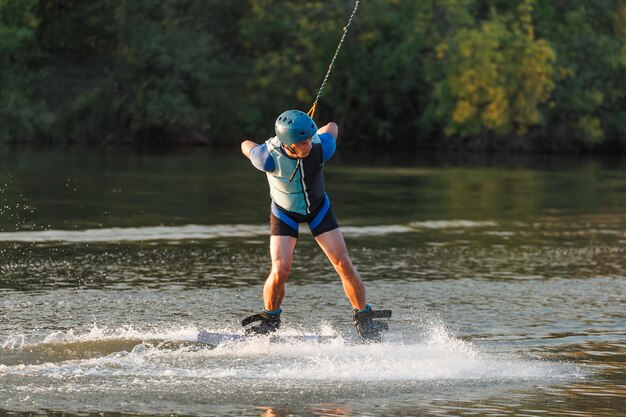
1, 0, 625, 150
427, 0, 555, 139
33, 0, 245, 143
534, 0, 626, 145
238, 1, 342, 134
327, 0, 474, 143
0, 0, 52, 142
240, 0, 474, 144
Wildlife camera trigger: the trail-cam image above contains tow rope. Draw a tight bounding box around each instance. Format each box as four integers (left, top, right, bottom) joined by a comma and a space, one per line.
307, 1, 361, 119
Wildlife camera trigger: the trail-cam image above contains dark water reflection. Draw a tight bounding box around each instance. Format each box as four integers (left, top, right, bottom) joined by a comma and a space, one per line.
1, 146, 625, 230
1, 146, 625, 416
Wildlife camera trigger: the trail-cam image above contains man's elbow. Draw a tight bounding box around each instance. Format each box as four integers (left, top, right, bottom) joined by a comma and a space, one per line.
241, 140, 255, 158
319, 122, 339, 140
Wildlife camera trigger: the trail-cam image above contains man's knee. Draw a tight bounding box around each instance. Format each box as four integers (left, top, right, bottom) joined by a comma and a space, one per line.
330, 253, 353, 272
271, 262, 291, 282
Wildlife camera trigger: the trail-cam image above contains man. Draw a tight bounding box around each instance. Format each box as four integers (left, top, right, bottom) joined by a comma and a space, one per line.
240, 109, 390, 339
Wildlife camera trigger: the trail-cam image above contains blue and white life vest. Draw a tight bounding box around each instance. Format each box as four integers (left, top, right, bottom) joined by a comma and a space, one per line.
265, 135, 326, 215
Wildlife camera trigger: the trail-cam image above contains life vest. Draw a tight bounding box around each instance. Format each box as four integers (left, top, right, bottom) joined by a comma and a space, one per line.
265, 135, 325, 215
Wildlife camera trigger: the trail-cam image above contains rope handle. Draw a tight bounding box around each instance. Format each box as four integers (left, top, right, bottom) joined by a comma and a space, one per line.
307, 0, 361, 119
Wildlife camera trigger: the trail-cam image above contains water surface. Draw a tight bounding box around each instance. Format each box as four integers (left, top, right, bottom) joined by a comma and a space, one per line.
1, 146, 625, 416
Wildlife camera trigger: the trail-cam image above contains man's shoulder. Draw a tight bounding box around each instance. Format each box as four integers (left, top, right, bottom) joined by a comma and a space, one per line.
318, 132, 336, 142
249, 141, 275, 172
266, 136, 282, 150
318, 132, 336, 162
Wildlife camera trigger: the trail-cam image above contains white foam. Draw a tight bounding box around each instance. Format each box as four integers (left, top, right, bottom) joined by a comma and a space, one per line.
340, 225, 414, 236
408, 220, 498, 229
1, 334, 25, 350
0, 224, 268, 243
0, 323, 570, 383
3, 323, 201, 349
0, 220, 498, 243
197, 324, 553, 382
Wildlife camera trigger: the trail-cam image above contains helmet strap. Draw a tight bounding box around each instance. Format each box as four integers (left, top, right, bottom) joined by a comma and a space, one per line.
280, 143, 302, 182
281, 143, 295, 154
288, 158, 301, 183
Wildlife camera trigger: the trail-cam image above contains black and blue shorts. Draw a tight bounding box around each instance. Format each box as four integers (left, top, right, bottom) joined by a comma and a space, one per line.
270, 194, 339, 238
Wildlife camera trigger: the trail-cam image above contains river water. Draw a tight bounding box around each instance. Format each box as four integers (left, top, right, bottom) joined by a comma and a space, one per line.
0, 146, 624, 416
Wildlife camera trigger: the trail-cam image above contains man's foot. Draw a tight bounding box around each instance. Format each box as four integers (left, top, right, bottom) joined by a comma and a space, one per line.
242, 309, 282, 335
352, 305, 392, 340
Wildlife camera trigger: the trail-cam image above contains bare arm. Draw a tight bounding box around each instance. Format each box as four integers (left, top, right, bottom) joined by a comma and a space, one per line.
317, 122, 339, 141
241, 140, 257, 159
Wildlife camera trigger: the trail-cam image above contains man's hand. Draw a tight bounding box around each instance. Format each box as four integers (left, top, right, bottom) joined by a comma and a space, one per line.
241, 140, 257, 159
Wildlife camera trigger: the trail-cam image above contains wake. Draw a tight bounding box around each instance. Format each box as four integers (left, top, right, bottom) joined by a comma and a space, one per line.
0, 322, 570, 383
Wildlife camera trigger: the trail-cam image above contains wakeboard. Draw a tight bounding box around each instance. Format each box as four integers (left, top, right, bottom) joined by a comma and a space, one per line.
199, 308, 393, 346
196, 331, 346, 346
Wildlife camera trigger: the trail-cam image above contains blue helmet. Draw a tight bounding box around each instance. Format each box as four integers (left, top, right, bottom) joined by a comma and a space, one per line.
274, 110, 318, 145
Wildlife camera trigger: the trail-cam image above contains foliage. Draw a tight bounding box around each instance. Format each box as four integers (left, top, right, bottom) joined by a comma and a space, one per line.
428, 0, 555, 138
534, 0, 626, 146
0, 0, 53, 142
0, 0, 624, 150
31, 0, 244, 143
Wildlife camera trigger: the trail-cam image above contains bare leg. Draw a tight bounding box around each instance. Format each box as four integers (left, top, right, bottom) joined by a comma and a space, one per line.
315, 228, 366, 310
263, 235, 297, 311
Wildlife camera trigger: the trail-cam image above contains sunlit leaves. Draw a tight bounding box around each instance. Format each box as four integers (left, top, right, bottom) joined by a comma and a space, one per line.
429, 0, 555, 138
